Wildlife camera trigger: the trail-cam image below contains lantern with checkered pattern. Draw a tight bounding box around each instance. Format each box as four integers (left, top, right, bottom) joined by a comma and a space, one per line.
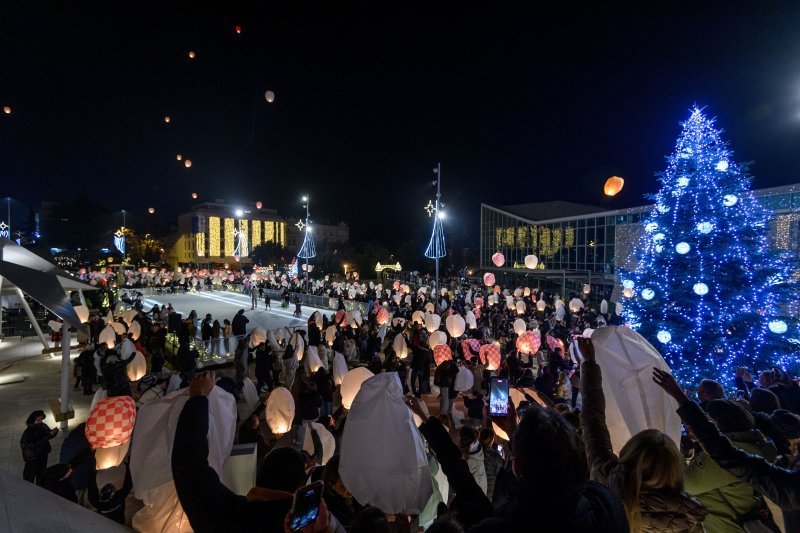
480, 343, 501, 371
433, 344, 453, 366
85, 396, 137, 449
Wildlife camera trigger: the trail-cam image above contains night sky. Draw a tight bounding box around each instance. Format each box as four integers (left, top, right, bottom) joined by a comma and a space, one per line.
2, 4, 800, 249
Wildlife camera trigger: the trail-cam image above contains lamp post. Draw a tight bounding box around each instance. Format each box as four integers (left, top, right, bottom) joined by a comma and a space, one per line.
303, 196, 309, 290
297, 195, 316, 292
425, 163, 446, 298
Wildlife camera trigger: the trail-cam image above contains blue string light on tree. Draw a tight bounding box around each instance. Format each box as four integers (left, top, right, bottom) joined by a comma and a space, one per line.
621, 107, 800, 386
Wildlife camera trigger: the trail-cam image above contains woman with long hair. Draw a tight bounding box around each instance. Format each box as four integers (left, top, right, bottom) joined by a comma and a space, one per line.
578, 338, 707, 532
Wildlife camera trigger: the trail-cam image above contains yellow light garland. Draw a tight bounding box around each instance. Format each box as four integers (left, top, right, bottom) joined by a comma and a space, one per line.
209, 217, 221, 256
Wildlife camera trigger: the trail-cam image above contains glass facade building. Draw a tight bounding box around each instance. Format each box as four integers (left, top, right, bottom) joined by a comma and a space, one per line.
480, 183, 800, 301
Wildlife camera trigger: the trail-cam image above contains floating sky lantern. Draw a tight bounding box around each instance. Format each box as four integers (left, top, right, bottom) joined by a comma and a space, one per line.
164, 116, 171, 123
516, 330, 541, 355
85, 396, 137, 449
2, 106, 10, 114
235, 25, 242, 34
256, 201, 262, 209
445, 314, 465, 338
483, 273, 495, 286
265, 90, 275, 103
184, 159, 192, 168
480, 343, 501, 371
604, 176, 625, 196
424, 313, 441, 333
491, 252, 505, 267
177, 154, 182, 161
524, 255, 538, 269
513, 318, 526, 336
428, 331, 446, 349
188, 50, 196, 59
126, 352, 147, 381
148, 207, 155, 214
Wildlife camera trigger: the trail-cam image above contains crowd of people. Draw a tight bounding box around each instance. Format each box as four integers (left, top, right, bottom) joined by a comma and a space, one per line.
20, 273, 800, 532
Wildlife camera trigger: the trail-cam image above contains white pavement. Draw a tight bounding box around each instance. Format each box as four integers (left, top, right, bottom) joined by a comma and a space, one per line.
0, 290, 334, 478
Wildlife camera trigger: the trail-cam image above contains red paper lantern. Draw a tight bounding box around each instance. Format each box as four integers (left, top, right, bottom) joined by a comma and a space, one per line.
479, 344, 501, 371
392, 280, 400, 290
546, 335, 564, 352
235, 25, 242, 34
256, 201, 263, 209
376, 307, 390, 325
433, 344, 453, 366
461, 338, 481, 360
515, 330, 541, 355
491, 252, 505, 267
483, 273, 495, 286
85, 396, 136, 449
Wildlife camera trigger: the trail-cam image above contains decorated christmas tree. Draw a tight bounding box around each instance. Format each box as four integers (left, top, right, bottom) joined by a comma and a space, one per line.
623, 107, 798, 386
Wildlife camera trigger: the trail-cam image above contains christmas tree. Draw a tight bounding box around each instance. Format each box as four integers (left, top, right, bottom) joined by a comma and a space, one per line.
623, 107, 798, 386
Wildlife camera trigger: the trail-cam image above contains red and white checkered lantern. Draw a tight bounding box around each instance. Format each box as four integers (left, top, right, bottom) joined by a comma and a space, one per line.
480, 344, 501, 371
85, 396, 136, 449
515, 330, 541, 355
433, 344, 453, 366
491, 252, 505, 267
483, 273, 495, 287
376, 307, 390, 326
461, 338, 481, 360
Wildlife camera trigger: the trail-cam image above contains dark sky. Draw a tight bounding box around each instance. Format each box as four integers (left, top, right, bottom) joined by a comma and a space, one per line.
2, 4, 800, 249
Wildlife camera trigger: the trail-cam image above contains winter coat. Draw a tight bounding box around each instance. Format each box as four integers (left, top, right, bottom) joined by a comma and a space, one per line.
685, 428, 776, 532
580, 361, 708, 532
20, 422, 54, 462
482, 446, 504, 502
231, 312, 249, 336
298, 390, 322, 421
465, 446, 488, 495
676, 400, 800, 512
59, 422, 95, 491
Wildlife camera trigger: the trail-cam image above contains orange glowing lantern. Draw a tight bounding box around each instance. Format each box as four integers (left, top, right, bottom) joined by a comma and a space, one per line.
235, 25, 242, 34
191, 192, 198, 199
164, 116, 171, 123
480, 343, 501, 371
604, 176, 625, 197
2, 106, 10, 114
515, 330, 541, 355
265, 90, 275, 103
148, 207, 155, 214
433, 344, 453, 366
188, 50, 196, 59
256, 201, 263, 209
176, 154, 182, 161
184, 159, 192, 168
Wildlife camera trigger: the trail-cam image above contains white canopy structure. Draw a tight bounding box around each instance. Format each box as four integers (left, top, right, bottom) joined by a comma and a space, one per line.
0, 239, 98, 429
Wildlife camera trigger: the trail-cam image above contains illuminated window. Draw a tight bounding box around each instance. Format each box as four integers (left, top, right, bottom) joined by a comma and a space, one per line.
279, 221, 286, 246
265, 220, 275, 243
239, 219, 249, 256
224, 218, 235, 256
252, 218, 262, 248
209, 217, 221, 256
195, 233, 205, 257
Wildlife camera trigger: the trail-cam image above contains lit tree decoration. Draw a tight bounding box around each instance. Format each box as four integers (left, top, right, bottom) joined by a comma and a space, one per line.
114, 228, 126, 257
424, 200, 435, 217
425, 164, 446, 294
622, 107, 799, 386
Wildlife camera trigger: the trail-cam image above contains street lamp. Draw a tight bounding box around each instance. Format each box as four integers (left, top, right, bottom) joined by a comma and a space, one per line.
425, 163, 446, 297
297, 194, 316, 291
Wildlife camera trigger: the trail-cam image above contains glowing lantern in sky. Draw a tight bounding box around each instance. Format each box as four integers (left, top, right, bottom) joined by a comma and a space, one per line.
164, 116, 171, 123
483, 273, 495, 286
184, 159, 192, 168
177, 154, 182, 161
256, 201, 263, 209
524, 255, 538, 269
2, 106, 10, 114
148, 207, 155, 214
603, 176, 625, 196
491, 252, 505, 267
235, 25, 242, 34
265, 90, 275, 103
266, 387, 294, 434
424, 313, 441, 333
188, 50, 196, 59
428, 331, 446, 349
513, 318, 526, 336
191, 192, 198, 199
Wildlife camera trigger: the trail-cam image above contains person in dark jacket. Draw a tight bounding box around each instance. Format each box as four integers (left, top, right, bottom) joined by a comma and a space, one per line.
406, 396, 628, 532
88, 461, 133, 524
100, 350, 135, 397
59, 422, 95, 504
307, 320, 321, 347
769, 367, 800, 414
40, 463, 77, 503
20, 410, 58, 484
254, 342, 273, 393
176, 338, 199, 384
322, 455, 361, 529
76, 345, 96, 395
231, 309, 249, 337
167, 309, 183, 334
172, 372, 325, 532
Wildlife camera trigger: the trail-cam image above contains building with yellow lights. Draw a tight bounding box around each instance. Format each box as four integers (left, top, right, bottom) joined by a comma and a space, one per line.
480, 184, 800, 301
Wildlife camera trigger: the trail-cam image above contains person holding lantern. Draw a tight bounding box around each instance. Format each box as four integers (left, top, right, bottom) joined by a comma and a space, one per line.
20, 410, 58, 485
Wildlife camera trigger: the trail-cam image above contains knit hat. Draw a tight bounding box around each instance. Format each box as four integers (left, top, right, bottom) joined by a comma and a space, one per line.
769, 409, 800, 440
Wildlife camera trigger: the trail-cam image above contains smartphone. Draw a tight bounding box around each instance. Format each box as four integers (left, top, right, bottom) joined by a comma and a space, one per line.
289, 481, 324, 532
489, 376, 509, 417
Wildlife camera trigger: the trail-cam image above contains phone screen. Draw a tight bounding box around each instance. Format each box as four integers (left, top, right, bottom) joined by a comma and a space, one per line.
489, 377, 509, 417
290, 481, 323, 532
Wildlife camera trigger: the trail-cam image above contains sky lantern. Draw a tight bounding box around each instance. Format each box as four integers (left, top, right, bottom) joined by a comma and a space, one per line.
265, 90, 275, 103
184, 159, 192, 168
524, 255, 538, 269
433, 344, 453, 366
491, 252, 505, 267
164, 116, 171, 123
376, 307, 390, 325
480, 343, 501, 371
188, 50, 196, 59
191, 192, 198, 199
235, 25, 242, 34
445, 314, 465, 338
604, 176, 625, 196
341, 367, 374, 410
256, 201, 262, 209
177, 154, 182, 161
266, 387, 294, 434
483, 272, 495, 286
85, 396, 137, 449
3, 106, 11, 114
148, 207, 155, 214
126, 352, 147, 381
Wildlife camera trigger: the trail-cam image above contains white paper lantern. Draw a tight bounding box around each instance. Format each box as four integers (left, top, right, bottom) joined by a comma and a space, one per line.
393, 334, 408, 359
305, 346, 323, 373
693, 283, 709, 296
393, 293, 402, 305
675, 242, 691, 254
506, 296, 515, 310
513, 288, 522, 298
110, 321, 127, 336
266, 387, 295, 434
536, 300, 546, 311
513, 318, 526, 336
73, 304, 90, 324
424, 302, 435, 313
582, 284, 591, 295
445, 314, 465, 338
524, 255, 538, 269
523, 287, 531, 297
303, 422, 336, 465
515, 300, 526, 315
412, 310, 425, 325
424, 313, 441, 333
341, 367, 374, 410
95, 440, 130, 470
126, 351, 146, 381
128, 320, 141, 341
332, 352, 348, 385
454, 366, 474, 392
555, 306, 565, 320
313, 311, 324, 329
600, 299, 608, 314
569, 298, 584, 313
325, 325, 337, 345
428, 330, 447, 349
465, 310, 477, 329
99, 325, 117, 348
250, 327, 268, 347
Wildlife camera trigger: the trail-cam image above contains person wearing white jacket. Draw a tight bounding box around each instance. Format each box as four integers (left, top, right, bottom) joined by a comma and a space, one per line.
460, 426, 488, 495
